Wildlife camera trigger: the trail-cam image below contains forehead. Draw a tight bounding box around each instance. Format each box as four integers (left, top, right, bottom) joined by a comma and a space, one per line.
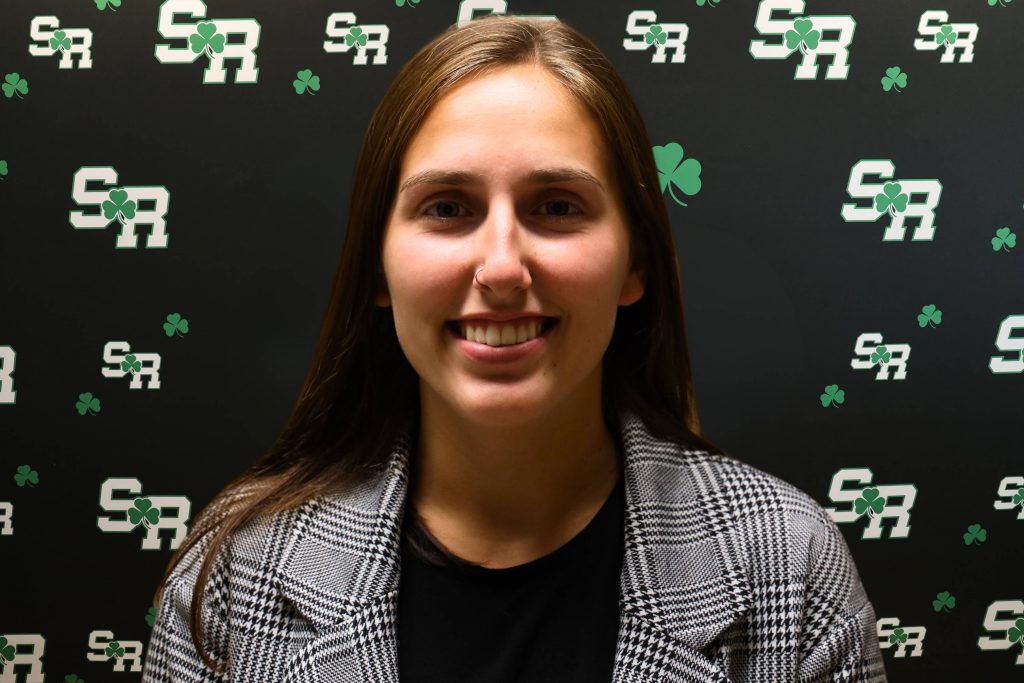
399, 64, 612, 184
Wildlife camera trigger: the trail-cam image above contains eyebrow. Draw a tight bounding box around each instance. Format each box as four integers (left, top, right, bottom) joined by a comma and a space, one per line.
398, 167, 605, 194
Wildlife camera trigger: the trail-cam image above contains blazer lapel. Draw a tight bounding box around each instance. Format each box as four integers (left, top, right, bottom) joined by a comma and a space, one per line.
274, 436, 411, 683
275, 409, 751, 682
612, 409, 752, 681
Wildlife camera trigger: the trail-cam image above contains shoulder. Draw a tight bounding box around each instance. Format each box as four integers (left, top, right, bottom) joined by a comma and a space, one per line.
670, 449, 886, 676
632, 438, 872, 607
681, 448, 863, 581
684, 450, 876, 638
142, 493, 308, 680
632, 438, 838, 531
682, 450, 885, 670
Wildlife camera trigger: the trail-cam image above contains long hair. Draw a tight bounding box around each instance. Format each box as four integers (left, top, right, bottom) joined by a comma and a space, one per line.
153, 13, 724, 673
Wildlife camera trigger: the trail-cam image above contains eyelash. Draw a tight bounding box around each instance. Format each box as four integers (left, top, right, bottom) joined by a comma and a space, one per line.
421, 198, 584, 223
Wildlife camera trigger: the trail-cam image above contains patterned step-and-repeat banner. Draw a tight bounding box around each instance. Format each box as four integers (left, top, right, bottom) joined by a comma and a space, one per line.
1, 0, 1022, 680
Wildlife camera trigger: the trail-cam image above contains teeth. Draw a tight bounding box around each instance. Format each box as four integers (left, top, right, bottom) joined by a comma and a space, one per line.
458, 319, 547, 346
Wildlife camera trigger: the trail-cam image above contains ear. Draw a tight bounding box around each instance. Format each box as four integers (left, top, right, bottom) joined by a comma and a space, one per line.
619, 266, 645, 307
373, 267, 391, 308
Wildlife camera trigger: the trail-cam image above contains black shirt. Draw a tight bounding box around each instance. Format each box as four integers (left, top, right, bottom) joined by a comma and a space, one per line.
396, 471, 626, 682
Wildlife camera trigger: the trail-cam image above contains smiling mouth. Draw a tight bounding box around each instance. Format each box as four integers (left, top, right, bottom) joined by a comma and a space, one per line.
446, 317, 559, 343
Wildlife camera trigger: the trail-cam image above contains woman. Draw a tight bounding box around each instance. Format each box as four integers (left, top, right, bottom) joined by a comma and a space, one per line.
142, 14, 887, 683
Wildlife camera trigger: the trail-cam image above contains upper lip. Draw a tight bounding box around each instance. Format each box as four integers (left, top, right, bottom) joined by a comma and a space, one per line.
451, 312, 557, 323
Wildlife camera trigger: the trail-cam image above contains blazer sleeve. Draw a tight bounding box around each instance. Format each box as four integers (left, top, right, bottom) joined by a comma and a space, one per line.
141, 534, 232, 682
795, 511, 888, 682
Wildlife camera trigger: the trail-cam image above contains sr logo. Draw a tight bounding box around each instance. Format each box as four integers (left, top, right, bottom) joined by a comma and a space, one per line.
876, 618, 926, 657
989, 315, 1024, 375
913, 10, 978, 64
101, 341, 162, 390
0, 346, 15, 404
0, 502, 12, 536
69, 167, 170, 249
749, 0, 856, 80
623, 11, 688, 64
977, 600, 1024, 665
850, 332, 911, 380
455, 0, 556, 28
97, 477, 191, 551
86, 631, 144, 672
0, 634, 46, 683
323, 13, 390, 65
28, 16, 93, 69
154, 0, 261, 84
993, 476, 1024, 520
825, 468, 916, 540
840, 160, 942, 242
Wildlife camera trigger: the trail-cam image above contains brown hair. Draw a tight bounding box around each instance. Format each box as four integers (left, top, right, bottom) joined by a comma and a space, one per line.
153, 13, 724, 673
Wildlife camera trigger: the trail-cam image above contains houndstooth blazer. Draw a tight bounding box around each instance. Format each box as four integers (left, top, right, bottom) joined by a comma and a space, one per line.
142, 409, 888, 682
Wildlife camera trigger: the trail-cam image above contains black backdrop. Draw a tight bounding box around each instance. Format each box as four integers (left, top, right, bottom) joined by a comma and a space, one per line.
1, 0, 1023, 680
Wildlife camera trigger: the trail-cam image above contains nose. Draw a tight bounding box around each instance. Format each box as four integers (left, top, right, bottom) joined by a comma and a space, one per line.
473, 199, 534, 293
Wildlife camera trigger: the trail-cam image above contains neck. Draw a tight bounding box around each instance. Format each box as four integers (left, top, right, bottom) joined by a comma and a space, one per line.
408, 396, 622, 568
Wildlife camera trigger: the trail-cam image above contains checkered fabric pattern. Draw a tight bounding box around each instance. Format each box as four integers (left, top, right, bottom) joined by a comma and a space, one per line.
141, 409, 888, 682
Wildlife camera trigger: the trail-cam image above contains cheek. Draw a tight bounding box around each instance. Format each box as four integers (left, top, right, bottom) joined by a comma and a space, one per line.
557, 244, 626, 298
560, 247, 628, 332
386, 259, 462, 352
387, 243, 452, 305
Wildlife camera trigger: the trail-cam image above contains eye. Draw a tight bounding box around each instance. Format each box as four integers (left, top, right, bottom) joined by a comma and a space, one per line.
537, 199, 584, 220
422, 200, 468, 221
421, 198, 585, 222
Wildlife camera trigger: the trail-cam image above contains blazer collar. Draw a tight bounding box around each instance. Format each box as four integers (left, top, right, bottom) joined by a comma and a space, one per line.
275, 409, 750, 681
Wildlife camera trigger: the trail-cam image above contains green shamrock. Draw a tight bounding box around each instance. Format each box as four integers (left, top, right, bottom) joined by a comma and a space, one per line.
881, 66, 907, 93
819, 384, 845, 408
696, 0, 722, 6
785, 18, 820, 55
644, 25, 667, 45
50, 30, 72, 52
870, 345, 891, 365
75, 391, 102, 416
874, 182, 909, 216
146, 606, 159, 627
189, 21, 226, 58
1013, 486, 1024, 508
105, 641, 125, 659
934, 24, 958, 45
1008, 618, 1024, 645
64, 676, 85, 683
0, 636, 15, 661
293, 69, 320, 95
128, 497, 161, 528
653, 142, 701, 207
988, 0, 1014, 5
932, 591, 956, 612
395, 0, 421, 6
96, 0, 121, 9
853, 487, 886, 518
121, 353, 142, 374
962, 523, 986, 545
2, 73, 29, 99
14, 464, 39, 488
0, 159, 7, 179
992, 226, 1016, 252
346, 27, 368, 47
164, 312, 190, 337
888, 627, 909, 645
102, 189, 137, 223
917, 304, 942, 328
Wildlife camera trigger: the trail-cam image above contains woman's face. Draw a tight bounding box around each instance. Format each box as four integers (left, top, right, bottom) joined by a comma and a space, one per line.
376, 63, 645, 427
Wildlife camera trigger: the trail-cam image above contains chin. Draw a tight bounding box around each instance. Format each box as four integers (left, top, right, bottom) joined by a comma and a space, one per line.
450, 395, 558, 430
